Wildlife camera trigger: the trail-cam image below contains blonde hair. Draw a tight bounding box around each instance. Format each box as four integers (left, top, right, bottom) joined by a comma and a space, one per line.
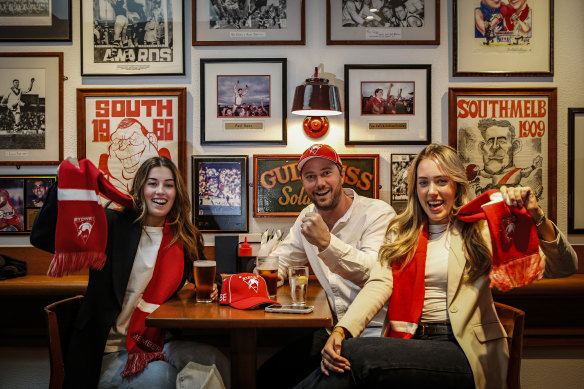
379, 144, 491, 281
129, 156, 204, 262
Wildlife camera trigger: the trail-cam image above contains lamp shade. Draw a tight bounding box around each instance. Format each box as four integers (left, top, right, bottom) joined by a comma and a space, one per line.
292, 77, 342, 116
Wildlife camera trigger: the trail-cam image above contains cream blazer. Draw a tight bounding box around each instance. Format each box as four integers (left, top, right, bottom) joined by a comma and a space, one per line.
337, 221, 578, 389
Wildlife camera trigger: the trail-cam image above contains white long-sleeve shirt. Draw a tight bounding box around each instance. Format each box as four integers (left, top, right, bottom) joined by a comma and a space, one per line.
272, 189, 396, 336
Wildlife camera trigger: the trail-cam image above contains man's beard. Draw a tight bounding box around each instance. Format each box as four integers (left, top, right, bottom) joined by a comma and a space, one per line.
309, 182, 343, 211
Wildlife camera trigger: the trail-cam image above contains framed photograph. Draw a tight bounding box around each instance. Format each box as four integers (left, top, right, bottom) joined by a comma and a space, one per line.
253, 154, 379, 217
0, 175, 56, 234
193, 0, 305, 45
327, 0, 439, 45
568, 108, 584, 234
345, 64, 431, 145
200, 58, 287, 145
0, 0, 71, 42
81, 0, 184, 76
192, 156, 248, 233
448, 87, 557, 221
453, 0, 553, 76
391, 153, 416, 214
76, 88, 186, 196
0, 52, 63, 165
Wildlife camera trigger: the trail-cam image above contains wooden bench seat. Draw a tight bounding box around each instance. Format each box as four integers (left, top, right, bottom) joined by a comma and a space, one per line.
0, 275, 88, 295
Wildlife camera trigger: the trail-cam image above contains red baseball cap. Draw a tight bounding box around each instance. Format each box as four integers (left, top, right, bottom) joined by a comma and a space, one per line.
297, 144, 342, 172
219, 273, 280, 309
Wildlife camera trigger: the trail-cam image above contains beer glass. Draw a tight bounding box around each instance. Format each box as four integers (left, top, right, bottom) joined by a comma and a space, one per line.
194, 260, 216, 303
288, 266, 309, 305
256, 256, 279, 298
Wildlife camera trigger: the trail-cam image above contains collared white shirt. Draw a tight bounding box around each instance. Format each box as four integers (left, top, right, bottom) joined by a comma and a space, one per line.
273, 189, 396, 336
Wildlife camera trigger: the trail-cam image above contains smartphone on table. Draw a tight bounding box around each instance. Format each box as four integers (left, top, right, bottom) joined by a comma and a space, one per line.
265, 304, 314, 314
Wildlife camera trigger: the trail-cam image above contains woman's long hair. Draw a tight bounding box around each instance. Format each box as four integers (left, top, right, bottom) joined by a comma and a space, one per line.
379, 144, 491, 282
129, 156, 204, 262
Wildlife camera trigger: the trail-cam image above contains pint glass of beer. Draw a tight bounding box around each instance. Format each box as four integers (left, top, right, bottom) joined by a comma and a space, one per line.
194, 260, 216, 303
256, 256, 279, 298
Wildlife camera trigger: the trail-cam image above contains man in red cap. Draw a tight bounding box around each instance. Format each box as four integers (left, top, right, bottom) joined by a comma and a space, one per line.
257, 143, 396, 389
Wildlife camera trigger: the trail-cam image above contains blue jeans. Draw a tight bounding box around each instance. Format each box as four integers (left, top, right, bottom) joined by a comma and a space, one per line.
293, 336, 474, 389
98, 340, 230, 389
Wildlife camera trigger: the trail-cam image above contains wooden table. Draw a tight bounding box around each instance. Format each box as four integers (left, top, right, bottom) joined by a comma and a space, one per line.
146, 278, 333, 389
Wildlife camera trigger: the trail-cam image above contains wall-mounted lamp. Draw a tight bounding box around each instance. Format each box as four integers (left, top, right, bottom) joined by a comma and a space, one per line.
291, 67, 342, 138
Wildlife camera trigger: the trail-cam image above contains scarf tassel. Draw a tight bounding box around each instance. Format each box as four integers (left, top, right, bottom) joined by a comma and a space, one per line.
121, 351, 168, 377
47, 251, 106, 277
489, 252, 543, 292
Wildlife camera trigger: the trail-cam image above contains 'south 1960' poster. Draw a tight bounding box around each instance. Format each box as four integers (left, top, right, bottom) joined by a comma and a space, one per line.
449, 88, 557, 216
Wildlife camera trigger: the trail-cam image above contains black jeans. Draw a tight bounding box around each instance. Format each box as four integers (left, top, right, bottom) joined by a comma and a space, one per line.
293, 335, 474, 389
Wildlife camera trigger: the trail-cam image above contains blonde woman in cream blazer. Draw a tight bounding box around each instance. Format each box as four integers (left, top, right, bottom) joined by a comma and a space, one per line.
293, 144, 577, 389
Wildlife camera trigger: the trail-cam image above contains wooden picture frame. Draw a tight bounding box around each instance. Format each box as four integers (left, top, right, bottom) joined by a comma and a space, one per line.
81, 0, 184, 76
453, 0, 553, 77
327, 0, 439, 45
390, 153, 417, 215
448, 87, 557, 221
0, 52, 63, 165
192, 155, 248, 233
0, 175, 56, 234
253, 154, 379, 217
568, 108, 584, 234
0, 0, 72, 42
345, 64, 431, 145
200, 58, 287, 145
76, 88, 187, 195
192, 0, 305, 46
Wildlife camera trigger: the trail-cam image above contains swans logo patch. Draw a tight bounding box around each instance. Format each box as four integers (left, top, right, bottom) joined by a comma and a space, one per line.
74, 217, 95, 244
242, 275, 259, 293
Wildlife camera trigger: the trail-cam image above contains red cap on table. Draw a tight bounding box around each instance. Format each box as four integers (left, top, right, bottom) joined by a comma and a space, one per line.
220, 273, 279, 309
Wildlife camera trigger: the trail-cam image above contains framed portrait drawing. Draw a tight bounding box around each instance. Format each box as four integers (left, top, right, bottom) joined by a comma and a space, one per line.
81, 0, 184, 76
76, 88, 186, 196
253, 154, 379, 217
193, 0, 305, 45
0, 52, 63, 165
200, 58, 287, 145
345, 64, 431, 145
0, 175, 56, 234
453, 0, 553, 76
568, 108, 584, 234
0, 0, 71, 42
327, 0, 439, 45
192, 156, 248, 233
390, 153, 416, 215
448, 87, 557, 221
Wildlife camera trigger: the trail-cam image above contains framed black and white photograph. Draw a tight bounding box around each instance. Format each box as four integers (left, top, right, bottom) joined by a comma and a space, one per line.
0, 52, 63, 165
192, 155, 248, 233
448, 87, 557, 221
327, 0, 439, 45
200, 58, 287, 145
192, 0, 305, 45
568, 108, 584, 234
390, 153, 416, 214
345, 64, 431, 145
453, 0, 553, 76
81, 0, 184, 76
0, 174, 56, 234
0, 0, 72, 42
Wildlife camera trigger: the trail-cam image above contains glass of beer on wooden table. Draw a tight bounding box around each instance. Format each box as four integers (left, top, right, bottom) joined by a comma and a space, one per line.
256, 256, 279, 298
194, 260, 216, 303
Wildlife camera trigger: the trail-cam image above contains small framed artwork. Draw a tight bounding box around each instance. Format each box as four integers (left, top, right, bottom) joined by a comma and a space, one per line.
200, 58, 287, 145
192, 155, 248, 233
0, 0, 71, 42
327, 0, 439, 45
193, 0, 305, 46
76, 88, 186, 196
0, 175, 56, 234
568, 108, 584, 234
345, 64, 431, 145
81, 0, 184, 76
390, 153, 417, 215
448, 87, 557, 221
453, 0, 553, 76
0, 52, 63, 165
253, 154, 379, 217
